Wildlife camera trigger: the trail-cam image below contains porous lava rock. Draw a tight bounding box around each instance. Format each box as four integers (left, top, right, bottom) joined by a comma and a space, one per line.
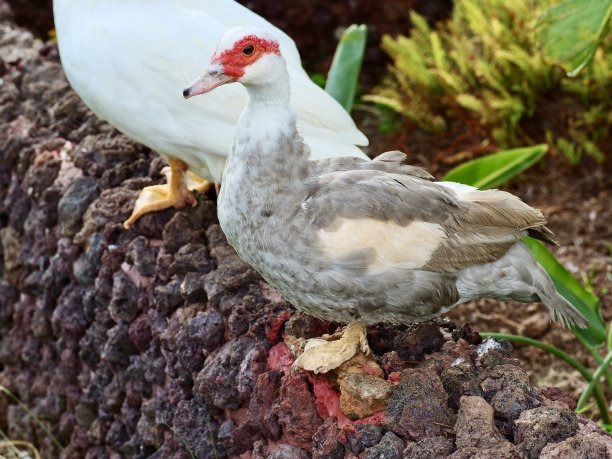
1, 9, 612, 459
454, 396, 506, 449
514, 407, 578, 458
383, 367, 454, 440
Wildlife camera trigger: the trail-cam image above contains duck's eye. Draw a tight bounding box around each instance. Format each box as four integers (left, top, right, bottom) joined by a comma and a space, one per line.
242, 45, 255, 56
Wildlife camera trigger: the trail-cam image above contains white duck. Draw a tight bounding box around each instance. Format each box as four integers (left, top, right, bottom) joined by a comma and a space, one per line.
53, 0, 368, 227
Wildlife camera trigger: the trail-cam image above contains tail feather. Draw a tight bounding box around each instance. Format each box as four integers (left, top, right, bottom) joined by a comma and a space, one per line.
527, 226, 559, 246
533, 264, 588, 329
539, 290, 588, 329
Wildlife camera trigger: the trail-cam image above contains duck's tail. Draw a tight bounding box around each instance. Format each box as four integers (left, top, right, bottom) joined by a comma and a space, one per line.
532, 260, 588, 329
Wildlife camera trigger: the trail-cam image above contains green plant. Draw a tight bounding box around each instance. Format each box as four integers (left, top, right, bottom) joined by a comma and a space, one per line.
537, 0, 612, 76
443, 144, 547, 189
325, 24, 368, 112
367, 0, 610, 163
444, 149, 611, 430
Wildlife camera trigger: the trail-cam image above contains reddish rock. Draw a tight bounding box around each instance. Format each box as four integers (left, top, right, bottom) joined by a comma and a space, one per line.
273, 371, 322, 445
539, 386, 577, 410
128, 314, 152, 352
383, 367, 454, 440
312, 417, 344, 459
241, 370, 284, 441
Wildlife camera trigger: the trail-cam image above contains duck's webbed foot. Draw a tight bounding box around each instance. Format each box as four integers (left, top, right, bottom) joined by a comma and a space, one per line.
124, 159, 212, 228
293, 322, 370, 374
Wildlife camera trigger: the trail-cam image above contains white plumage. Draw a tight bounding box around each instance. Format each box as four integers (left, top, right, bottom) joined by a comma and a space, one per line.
53, 0, 368, 224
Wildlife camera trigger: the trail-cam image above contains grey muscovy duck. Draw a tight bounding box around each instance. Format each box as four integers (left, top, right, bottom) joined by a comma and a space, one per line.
184, 28, 587, 374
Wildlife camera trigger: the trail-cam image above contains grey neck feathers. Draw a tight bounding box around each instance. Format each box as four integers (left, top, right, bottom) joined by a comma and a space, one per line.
230, 62, 310, 186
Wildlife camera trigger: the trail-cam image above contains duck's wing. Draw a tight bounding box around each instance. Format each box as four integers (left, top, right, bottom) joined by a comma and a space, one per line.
304, 168, 552, 273
310, 151, 433, 179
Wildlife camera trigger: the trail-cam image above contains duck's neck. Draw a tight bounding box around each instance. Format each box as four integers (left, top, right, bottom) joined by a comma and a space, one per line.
227, 67, 309, 188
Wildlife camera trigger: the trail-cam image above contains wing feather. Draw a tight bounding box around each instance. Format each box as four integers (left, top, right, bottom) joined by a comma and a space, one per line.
304, 166, 554, 274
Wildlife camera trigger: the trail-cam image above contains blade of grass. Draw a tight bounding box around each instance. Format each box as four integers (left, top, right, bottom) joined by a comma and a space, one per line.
325, 24, 368, 112
442, 145, 547, 189
0, 386, 63, 452
480, 332, 611, 424
0, 429, 22, 459
576, 351, 612, 412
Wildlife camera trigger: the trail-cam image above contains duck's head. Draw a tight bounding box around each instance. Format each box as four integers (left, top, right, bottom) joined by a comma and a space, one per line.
183, 27, 284, 99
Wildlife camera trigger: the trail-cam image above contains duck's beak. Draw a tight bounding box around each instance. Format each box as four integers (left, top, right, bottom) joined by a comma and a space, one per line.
183, 65, 234, 98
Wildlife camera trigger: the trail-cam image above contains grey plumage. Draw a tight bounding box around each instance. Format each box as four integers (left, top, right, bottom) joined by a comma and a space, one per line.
194, 29, 587, 331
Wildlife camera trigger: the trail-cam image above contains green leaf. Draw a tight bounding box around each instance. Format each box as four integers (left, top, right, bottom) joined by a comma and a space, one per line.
442, 145, 547, 189
325, 24, 368, 112
537, 0, 612, 76
523, 238, 606, 348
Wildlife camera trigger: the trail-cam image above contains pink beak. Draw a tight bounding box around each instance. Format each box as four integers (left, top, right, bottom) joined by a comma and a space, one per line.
183, 65, 234, 98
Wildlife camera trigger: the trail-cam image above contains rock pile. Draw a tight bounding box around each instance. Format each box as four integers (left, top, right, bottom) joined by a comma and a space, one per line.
1, 10, 611, 459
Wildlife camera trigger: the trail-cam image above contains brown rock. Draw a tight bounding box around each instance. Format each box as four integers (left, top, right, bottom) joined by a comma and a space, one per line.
402, 436, 455, 459
384, 367, 454, 440
481, 364, 540, 424
539, 386, 577, 411
514, 407, 578, 459
267, 444, 310, 459
394, 323, 445, 361
539, 432, 612, 459
338, 372, 393, 419
285, 311, 330, 339
448, 442, 523, 459
196, 336, 267, 409
441, 361, 483, 409
455, 396, 506, 449
363, 431, 405, 459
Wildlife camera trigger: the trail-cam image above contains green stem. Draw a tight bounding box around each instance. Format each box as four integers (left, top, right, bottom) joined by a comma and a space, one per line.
577, 351, 612, 412
576, 333, 612, 391
481, 332, 611, 424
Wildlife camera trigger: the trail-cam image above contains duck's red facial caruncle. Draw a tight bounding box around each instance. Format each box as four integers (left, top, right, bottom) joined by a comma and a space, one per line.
212, 35, 281, 79
183, 32, 281, 99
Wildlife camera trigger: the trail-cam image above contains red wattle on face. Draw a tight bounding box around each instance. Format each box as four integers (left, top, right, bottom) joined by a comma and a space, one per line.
212, 35, 281, 78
